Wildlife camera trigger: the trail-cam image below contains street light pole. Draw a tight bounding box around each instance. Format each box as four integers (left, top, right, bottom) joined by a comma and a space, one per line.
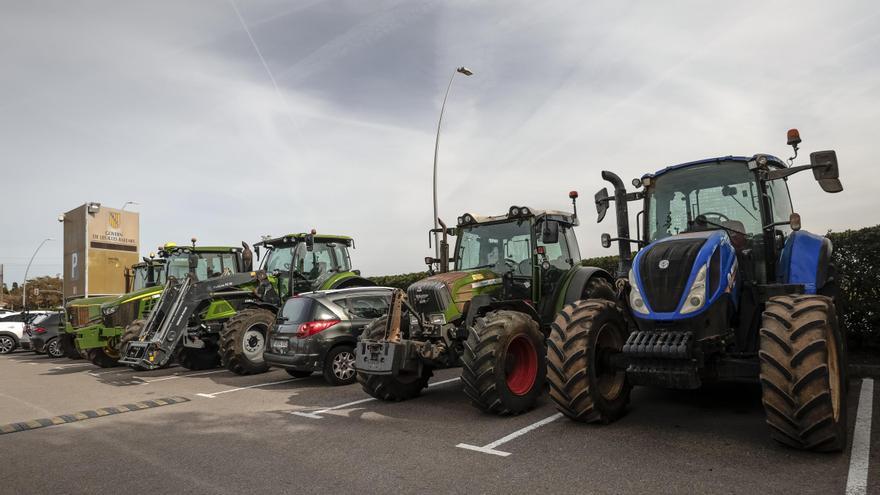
433, 66, 474, 258
120, 201, 139, 211
22, 237, 53, 311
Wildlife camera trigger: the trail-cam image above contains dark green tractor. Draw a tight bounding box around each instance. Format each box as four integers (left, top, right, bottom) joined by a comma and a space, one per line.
355, 194, 616, 415
119, 232, 373, 375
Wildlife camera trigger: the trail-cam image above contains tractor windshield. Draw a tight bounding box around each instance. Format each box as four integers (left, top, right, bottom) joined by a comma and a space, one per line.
165, 252, 239, 280
132, 264, 166, 291
646, 161, 763, 242
265, 241, 351, 279
456, 221, 532, 276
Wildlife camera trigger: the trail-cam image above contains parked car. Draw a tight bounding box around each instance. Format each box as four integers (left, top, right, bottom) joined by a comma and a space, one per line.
264, 287, 394, 385
0, 311, 51, 354
27, 312, 65, 358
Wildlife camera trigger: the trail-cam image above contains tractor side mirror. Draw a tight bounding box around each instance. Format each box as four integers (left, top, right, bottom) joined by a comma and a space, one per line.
789, 213, 801, 231
541, 220, 560, 244
306, 234, 315, 252
242, 242, 254, 272
601, 233, 612, 249
188, 253, 200, 274
810, 150, 843, 193
595, 188, 610, 223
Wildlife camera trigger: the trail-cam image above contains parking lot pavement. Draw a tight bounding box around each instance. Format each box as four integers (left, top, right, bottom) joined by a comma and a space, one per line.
0, 353, 876, 495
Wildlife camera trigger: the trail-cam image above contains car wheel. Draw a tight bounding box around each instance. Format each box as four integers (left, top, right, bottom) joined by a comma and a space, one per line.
323, 345, 357, 386
46, 338, 65, 358
0, 335, 16, 354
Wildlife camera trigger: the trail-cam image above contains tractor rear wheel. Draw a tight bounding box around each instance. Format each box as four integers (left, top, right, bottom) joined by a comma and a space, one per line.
461, 310, 545, 415
87, 348, 120, 368
220, 309, 274, 376
759, 294, 847, 452
357, 317, 432, 401
59, 333, 83, 360
547, 299, 631, 423
178, 347, 220, 370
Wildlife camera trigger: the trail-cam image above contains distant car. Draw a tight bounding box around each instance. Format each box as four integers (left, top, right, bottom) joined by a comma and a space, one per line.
27, 313, 64, 358
0, 311, 51, 354
264, 287, 394, 385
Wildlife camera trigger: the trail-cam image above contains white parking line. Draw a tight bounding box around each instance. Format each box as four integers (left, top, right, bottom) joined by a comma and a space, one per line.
290, 377, 461, 419
195, 377, 306, 398
133, 369, 228, 383
845, 378, 874, 495
456, 413, 564, 457
49, 363, 93, 371
88, 368, 133, 376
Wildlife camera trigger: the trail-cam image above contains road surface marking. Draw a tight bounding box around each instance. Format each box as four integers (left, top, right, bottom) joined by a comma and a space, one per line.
195, 377, 305, 398
49, 363, 93, 370
0, 396, 190, 435
133, 369, 228, 383
456, 413, 564, 457
290, 377, 460, 419
846, 378, 874, 495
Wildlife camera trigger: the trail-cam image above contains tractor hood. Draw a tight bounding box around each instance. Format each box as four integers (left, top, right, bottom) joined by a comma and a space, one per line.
102, 284, 164, 310
630, 230, 739, 319
407, 269, 502, 321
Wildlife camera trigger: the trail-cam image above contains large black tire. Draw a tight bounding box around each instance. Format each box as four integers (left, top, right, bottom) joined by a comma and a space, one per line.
759, 294, 847, 452
357, 317, 432, 400
178, 347, 220, 371
461, 310, 546, 415
547, 299, 631, 423
59, 333, 83, 360
87, 348, 120, 368
220, 309, 274, 375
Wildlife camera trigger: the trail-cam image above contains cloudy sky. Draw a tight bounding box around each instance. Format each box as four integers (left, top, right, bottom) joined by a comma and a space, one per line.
1, 0, 879, 285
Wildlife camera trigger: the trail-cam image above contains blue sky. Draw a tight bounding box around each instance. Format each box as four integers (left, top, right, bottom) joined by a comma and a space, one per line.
1, 0, 879, 284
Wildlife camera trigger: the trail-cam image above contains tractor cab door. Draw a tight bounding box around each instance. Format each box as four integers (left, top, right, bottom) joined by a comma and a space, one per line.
535, 219, 579, 315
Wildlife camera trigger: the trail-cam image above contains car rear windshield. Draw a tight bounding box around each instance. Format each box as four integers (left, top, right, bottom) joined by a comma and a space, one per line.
280, 298, 336, 324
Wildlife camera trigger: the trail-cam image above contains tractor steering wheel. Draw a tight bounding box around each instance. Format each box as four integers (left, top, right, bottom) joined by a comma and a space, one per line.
695, 212, 730, 226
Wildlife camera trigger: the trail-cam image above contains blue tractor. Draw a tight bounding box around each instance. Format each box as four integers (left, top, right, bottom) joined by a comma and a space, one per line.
547, 130, 848, 451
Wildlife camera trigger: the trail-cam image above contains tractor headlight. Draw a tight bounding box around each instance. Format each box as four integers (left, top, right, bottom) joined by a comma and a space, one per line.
429, 313, 446, 325
628, 269, 649, 314
679, 265, 707, 315
102, 305, 118, 316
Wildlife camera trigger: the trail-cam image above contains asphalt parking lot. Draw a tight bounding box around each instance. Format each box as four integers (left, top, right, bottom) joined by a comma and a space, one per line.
0, 351, 876, 495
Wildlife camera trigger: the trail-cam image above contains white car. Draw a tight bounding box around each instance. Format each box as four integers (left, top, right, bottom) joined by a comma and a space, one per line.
0, 311, 51, 354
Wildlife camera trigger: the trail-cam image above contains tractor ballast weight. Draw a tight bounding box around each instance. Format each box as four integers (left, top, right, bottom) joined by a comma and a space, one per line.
549, 130, 849, 451
356, 196, 617, 415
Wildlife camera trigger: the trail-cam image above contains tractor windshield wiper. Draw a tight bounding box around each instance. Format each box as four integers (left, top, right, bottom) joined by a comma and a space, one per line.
728, 195, 758, 222
693, 216, 747, 236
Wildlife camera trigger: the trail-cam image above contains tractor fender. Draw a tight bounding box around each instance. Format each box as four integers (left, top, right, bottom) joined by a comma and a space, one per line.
777, 231, 833, 294
328, 274, 376, 289
464, 295, 540, 329
559, 266, 615, 308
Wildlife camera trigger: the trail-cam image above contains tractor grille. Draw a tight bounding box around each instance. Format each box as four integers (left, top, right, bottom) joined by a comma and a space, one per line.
69, 306, 96, 328
103, 299, 140, 329
407, 279, 452, 316
639, 238, 706, 313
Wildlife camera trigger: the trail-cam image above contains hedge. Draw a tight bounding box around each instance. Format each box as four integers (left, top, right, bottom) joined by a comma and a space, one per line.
368, 225, 879, 349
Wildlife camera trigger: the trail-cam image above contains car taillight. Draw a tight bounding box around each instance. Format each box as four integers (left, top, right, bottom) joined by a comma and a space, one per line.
295, 320, 340, 339
34, 327, 47, 334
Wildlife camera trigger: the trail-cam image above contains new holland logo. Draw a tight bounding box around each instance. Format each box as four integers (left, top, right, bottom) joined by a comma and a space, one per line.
109, 212, 121, 229
658, 259, 670, 269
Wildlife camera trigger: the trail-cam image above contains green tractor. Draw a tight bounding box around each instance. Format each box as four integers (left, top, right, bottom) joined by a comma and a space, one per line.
118, 232, 373, 375
548, 130, 848, 451
355, 194, 616, 415
59, 258, 166, 360
75, 244, 247, 367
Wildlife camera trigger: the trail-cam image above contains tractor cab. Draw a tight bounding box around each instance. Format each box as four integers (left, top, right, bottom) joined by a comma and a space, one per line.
159, 241, 247, 282
125, 258, 167, 293
256, 232, 362, 299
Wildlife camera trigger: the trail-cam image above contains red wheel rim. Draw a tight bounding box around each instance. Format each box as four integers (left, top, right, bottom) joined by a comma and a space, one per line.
506, 335, 538, 396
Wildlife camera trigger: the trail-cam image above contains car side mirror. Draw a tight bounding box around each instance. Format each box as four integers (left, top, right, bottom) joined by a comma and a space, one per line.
810, 150, 843, 193
541, 220, 560, 244
595, 188, 610, 223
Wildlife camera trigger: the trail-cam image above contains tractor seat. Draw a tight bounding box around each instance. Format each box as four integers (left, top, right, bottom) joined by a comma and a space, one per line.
722, 220, 747, 251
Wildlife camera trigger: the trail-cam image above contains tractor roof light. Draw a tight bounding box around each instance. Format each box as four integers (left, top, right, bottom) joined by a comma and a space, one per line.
521, 207, 531, 216
787, 128, 801, 146
569, 191, 579, 199
459, 213, 475, 225
509, 206, 521, 217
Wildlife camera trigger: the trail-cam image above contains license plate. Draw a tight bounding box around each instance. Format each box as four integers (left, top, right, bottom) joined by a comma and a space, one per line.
273, 338, 289, 352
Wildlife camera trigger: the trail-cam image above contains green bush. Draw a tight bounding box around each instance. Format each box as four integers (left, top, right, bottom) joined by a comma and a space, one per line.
828, 225, 880, 350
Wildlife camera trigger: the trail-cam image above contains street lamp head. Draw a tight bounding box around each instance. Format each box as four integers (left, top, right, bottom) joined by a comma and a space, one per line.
57, 214, 65, 223
456, 66, 474, 76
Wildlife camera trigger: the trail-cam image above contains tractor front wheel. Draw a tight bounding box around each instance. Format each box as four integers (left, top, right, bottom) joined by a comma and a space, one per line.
461, 310, 546, 415
547, 299, 631, 423
59, 333, 83, 360
87, 348, 120, 368
357, 317, 432, 401
759, 294, 847, 452
220, 309, 274, 375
